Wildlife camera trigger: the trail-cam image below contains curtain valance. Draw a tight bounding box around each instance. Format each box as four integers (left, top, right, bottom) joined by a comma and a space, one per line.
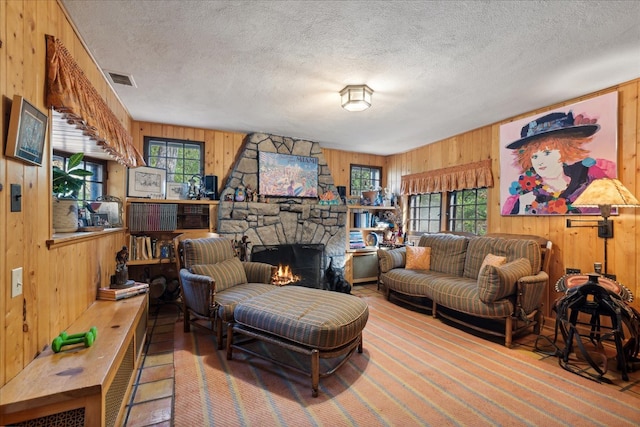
400, 159, 493, 195
45, 35, 144, 167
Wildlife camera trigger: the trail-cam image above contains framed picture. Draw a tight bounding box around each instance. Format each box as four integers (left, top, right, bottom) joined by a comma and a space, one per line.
5, 95, 48, 166
166, 182, 187, 200
127, 166, 166, 198
258, 151, 319, 198
91, 213, 110, 227
499, 92, 618, 216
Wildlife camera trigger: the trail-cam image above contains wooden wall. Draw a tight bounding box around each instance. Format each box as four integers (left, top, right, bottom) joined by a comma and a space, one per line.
2, 0, 638, 391
384, 82, 640, 316
1, 0, 131, 387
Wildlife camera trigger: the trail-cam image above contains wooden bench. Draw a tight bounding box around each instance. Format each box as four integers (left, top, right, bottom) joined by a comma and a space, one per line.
0, 294, 148, 427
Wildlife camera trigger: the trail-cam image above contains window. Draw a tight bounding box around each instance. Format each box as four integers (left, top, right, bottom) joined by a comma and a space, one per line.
409, 193, 442, 233
408, 188, 487, 235
144, 137, 204, 184
448, 188, 488, 235
52, 151, 105, 203
350, 165, 382, 196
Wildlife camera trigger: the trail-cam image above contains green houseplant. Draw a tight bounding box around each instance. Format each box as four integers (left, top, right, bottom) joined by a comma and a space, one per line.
52, 152, 93, 232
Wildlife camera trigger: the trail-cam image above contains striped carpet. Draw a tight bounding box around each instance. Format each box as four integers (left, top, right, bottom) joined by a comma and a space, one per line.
174, 287, 640, 426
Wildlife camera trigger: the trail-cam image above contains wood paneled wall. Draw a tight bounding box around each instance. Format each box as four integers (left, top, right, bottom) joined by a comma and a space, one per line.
384, 82, 640, 316
1, 0, 130, 386
1, 0, 638, 391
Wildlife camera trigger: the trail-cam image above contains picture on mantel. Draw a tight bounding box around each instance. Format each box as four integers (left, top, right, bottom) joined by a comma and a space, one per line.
258, 152, 319, 198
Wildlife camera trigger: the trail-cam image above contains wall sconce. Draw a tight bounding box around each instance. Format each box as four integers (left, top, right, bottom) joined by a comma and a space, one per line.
340, 85, 373, 112
567, 178, 639, 274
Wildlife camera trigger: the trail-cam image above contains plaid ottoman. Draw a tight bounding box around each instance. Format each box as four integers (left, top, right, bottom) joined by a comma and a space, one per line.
227, 286, 369, 397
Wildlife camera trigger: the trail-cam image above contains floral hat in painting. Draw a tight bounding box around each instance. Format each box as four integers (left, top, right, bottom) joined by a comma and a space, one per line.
506, 111, 600, 149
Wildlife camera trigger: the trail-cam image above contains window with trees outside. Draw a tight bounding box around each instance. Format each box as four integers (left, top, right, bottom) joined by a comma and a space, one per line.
350, 165, 382, 197
447, 188, 488, 235
409, 193, 442, 233
409, 188, 487, 235
144, 136, 204, 184
53, 151, 105, 203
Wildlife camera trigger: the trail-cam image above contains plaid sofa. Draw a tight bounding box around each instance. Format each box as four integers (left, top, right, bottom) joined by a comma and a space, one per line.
378, 233, 550, 347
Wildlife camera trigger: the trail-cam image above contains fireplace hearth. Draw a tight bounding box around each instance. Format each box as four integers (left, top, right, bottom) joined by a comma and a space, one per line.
251, 244, 325, 288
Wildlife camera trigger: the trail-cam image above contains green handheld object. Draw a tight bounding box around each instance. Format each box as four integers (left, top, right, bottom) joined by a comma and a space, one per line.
52, 326, 98, 353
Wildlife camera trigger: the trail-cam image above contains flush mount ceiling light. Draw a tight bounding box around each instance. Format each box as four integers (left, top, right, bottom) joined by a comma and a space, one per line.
340, 84, 373, 112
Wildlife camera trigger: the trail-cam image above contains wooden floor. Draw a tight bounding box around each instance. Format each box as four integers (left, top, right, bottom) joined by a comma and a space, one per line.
122, 283, 381, 426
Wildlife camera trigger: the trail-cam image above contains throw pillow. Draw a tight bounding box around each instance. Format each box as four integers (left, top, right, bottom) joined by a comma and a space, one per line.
191, 258, 248, 292
479, 253, 507, 276
405, 246, 431, 270
477, 257, 531, 303
377, 247, 406, 272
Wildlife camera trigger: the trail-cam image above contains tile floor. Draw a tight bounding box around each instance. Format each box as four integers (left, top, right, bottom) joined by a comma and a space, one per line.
121, 283, 380, 426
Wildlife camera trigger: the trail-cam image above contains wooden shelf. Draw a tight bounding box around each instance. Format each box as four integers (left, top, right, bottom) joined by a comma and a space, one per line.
126, 198, 219, 205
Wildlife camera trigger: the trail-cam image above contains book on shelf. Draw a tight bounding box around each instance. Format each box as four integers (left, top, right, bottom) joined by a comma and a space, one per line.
98, 282, 149, 301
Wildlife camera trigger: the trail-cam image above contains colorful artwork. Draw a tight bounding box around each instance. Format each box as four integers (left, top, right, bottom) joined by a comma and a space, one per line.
258, 152, 318, 198
499, 92, 618, 216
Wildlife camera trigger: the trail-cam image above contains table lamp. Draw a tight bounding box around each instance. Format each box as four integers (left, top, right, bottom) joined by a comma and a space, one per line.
572, 178, 639, 274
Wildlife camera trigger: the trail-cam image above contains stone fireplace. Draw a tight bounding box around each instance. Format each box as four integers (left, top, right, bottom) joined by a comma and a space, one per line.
217, 133, 347, 286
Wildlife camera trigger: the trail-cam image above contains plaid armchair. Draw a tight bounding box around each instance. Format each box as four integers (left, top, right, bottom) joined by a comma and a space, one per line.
177, 236, 276, 349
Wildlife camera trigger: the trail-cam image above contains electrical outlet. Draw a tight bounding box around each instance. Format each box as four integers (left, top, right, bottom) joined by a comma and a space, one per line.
12, 267, 23, 297
566, 268, 581, 274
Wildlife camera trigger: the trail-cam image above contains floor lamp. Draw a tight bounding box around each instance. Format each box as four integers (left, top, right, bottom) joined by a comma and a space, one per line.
572, 178, 640, 275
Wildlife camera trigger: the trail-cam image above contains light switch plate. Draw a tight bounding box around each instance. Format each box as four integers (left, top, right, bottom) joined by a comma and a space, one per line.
12, 267, 23, 297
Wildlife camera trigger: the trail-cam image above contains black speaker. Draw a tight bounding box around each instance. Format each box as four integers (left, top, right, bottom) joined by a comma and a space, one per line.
336, 186, 346, 203
204, 175, 218, 200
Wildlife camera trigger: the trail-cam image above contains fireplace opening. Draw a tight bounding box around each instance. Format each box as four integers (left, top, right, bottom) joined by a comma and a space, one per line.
251, 244, 325, 288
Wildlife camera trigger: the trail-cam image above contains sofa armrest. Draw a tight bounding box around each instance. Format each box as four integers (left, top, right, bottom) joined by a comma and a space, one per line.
243, 261, 277, 284
377, 247, 406, 273
179, 269, 216, 316
516, 271, 549, 316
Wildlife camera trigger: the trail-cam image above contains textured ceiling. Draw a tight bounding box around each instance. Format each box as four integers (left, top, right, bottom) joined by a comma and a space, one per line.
60, 0, 640, 156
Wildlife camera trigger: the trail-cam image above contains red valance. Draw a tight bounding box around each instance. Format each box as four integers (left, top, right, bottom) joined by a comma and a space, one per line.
401, 159, 493, 195
45, 35, 144, 167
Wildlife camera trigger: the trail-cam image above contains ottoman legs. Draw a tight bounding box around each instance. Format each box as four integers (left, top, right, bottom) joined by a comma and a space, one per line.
311, 349, 319, 398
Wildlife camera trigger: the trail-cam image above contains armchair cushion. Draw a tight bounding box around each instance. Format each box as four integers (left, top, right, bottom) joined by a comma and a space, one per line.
182, 237, 235, 268
191, 258, 248, 292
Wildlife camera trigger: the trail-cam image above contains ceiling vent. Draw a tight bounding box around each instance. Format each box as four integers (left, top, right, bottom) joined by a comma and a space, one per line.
105, 70, 137, 88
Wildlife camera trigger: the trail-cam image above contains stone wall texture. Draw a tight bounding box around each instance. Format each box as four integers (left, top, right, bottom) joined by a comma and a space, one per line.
218, 133, 347, 275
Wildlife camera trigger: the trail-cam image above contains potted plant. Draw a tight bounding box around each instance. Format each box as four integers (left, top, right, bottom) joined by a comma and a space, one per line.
52, 152, 93, 232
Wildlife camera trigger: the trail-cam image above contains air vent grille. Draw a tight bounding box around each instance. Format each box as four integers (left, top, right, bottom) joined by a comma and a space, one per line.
106, 71, 137, 87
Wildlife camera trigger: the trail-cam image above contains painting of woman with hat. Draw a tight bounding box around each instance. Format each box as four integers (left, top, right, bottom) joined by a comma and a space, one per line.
500, 92, 618, 215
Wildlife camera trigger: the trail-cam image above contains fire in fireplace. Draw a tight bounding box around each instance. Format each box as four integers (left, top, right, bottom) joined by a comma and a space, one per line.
251, 244, 325, 288
271, 264, 301, 286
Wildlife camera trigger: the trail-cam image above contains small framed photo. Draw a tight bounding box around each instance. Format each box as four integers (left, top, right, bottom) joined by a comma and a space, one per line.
127, 166, 166, 198
91, 213, 110, 227
166, 182, 187, 200
5, 95, 48, 166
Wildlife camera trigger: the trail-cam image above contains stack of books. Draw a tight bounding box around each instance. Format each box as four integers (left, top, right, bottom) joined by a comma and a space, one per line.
98, 283, 149, 301
349, 230, 366, 249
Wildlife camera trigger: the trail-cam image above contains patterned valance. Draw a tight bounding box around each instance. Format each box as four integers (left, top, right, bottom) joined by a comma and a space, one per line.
45, 35, 144, 167
400, 159, 493, 195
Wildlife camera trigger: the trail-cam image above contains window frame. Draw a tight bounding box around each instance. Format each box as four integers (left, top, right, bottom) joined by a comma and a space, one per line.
350, 164, 382, 197
143, 136, 204, 184
408, 187, 488, 235
52, 150, 107, 203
